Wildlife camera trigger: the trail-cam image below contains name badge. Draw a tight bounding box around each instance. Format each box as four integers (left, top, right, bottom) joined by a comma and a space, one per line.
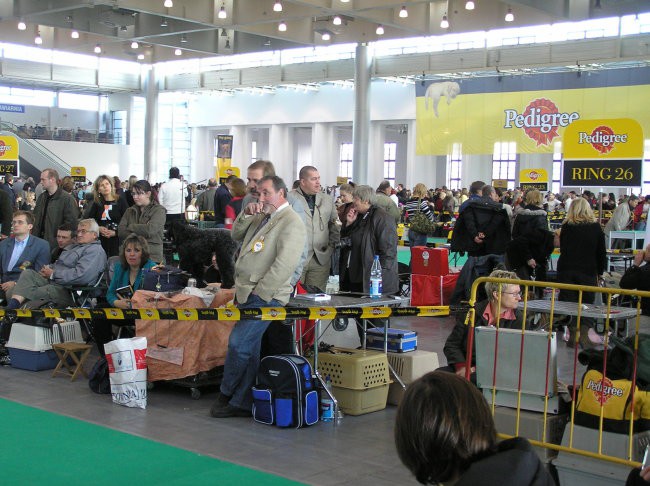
252, 237, 265, 252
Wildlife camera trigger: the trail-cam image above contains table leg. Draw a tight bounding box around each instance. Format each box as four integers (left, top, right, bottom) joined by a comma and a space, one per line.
312, 318, 341, 425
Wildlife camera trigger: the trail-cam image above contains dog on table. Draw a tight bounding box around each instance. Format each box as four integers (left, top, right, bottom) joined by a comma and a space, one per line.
424, 81, 461, 117
171, 221, 238, 289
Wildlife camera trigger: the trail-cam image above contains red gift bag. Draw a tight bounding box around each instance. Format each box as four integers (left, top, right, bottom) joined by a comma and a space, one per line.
410, 273, 459, 306
294, 282, 316, 350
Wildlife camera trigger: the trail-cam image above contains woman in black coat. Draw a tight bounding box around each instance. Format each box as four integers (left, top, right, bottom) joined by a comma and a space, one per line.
83, 175, 128, 257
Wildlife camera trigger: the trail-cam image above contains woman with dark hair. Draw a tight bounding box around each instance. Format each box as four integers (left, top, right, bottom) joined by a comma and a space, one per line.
395, 371, 555, 486
91, 234, 157, 356
118, 180, 167, 263
84, 175, 128, 257
119, 175, 139, 208
223, 178, 247, 229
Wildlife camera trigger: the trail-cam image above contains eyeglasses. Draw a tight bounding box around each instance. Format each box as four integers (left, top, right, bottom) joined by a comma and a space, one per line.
502, 291, 522, 297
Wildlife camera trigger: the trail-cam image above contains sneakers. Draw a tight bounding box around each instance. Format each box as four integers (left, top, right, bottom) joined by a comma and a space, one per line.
0, 350, 10, 366
209, 402, 252, 418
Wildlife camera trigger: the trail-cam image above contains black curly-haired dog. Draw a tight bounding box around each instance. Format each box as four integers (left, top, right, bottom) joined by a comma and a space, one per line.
172, 221, 239, 289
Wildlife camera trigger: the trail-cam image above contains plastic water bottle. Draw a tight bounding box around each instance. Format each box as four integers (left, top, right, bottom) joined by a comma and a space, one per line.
369, 255, 383, 299
183, 278, 197, 295
320, 375, 334, 422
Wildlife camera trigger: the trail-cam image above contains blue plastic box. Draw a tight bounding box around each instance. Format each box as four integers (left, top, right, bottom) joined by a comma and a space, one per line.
8, 348, 59, 371
365, 327, 417, 353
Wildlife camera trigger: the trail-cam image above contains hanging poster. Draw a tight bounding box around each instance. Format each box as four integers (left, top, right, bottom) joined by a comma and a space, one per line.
0, 135, 19, 175
519, 168, 549, 191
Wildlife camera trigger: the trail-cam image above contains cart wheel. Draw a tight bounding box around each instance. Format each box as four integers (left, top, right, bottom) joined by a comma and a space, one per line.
147, 382, 155, 390
190, 388, 201, 400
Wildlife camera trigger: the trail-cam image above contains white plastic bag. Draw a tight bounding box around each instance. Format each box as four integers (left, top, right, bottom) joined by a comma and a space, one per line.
105, 337, 148, 409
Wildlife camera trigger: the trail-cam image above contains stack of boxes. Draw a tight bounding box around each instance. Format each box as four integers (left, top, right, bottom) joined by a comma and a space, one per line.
409, 246, 459, 306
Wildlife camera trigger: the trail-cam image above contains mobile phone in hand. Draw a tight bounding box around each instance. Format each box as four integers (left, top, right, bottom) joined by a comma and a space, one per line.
643, 444, 650, 469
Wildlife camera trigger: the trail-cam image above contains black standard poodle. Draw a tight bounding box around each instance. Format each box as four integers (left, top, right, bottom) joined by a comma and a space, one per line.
172, 221, 239, 289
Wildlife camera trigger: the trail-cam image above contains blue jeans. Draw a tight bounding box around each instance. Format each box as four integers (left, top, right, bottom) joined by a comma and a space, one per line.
408, 229, 428, 248
220, 293, 281, 410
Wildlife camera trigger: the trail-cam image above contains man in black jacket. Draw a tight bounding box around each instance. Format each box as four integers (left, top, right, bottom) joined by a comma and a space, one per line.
620, 244, 650, 320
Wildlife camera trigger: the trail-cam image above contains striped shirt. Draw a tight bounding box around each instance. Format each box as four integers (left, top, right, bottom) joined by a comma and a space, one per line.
403, 198, 435, 223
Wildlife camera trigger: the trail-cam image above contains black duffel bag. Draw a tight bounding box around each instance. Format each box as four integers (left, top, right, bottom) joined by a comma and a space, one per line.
142, 266, 190, 292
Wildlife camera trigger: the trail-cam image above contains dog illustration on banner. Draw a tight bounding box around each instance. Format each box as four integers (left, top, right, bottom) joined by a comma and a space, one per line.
424, 81, 461, 117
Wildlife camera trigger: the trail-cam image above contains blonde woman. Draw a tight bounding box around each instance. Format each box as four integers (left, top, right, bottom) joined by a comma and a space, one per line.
84, 175, 128, 257
404, 183, 435, 247
557, 197, 606, 347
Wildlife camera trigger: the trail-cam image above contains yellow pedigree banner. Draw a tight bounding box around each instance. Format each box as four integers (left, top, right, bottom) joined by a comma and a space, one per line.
361, 307, 392, 319
218, 167, 241, 179
564, 118, 644, 160
260, 307, 287, 321
0, 135, 19, 160
416, 79, 650, 155
309, 307, 337, 320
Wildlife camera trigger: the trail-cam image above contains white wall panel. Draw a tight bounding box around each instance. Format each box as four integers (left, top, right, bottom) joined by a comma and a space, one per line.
2, 59, 50, 79
240, 66, 281, 86
52, 65, 96, 86
202, 70, 240, 89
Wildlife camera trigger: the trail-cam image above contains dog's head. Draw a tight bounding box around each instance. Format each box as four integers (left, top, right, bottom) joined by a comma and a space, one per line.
446, 82, 461, 99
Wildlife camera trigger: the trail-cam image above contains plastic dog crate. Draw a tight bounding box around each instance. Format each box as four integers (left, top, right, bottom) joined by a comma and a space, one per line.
386, 350, 439, 406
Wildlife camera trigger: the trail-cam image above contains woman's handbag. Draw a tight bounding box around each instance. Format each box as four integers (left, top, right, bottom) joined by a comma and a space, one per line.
408, 199, 436, 235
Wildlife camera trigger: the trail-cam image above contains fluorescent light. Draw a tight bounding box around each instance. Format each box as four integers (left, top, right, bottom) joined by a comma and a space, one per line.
399, 6, 408, 18
322, 32, 331, 41
18, 21, 27, 31
440, 15, 449, 29
376, 25, 384, 35
273, 1, 283, 12
94, 44, 102, 54
164, 0, 173, 7
505, 7, 514, 22
71, 30, 79, 39
131, 41, 139, 49
278, 21, 287, 32
34, 32, 43, 45
333, 15, 342, 26
465, 1, 475, 10
137, 53, 145, 60
218, 5, 227, 19
175, 48, 182, 56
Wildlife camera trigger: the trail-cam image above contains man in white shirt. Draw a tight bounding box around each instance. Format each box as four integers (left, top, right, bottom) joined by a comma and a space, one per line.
158, 167, 186, 226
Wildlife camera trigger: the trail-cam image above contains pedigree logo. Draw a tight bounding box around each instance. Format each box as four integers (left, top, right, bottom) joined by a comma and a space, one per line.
586, 377, 624, 405
578, 126, 627, 155
0, 141, 12, 154
504, 98, 580, 146
528, 171, 540, 181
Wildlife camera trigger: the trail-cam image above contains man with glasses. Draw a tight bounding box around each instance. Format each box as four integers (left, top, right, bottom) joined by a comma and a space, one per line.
32, 168, 79, 251
288, 165, 339, 292
4, 219, 106, 311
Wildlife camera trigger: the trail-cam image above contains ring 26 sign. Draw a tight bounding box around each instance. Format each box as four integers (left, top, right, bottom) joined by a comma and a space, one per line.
562, 119, 643, 187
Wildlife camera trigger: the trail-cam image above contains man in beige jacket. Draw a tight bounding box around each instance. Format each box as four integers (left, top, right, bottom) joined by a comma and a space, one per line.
288, 166, 339, 291
210, 175, 306, 418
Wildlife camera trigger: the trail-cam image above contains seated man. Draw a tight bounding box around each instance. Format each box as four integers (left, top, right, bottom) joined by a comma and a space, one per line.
441, 269, 524, 382
0, 211, 50, 301
620, 243, 650, 324
51, 223, 77, 263
5, 219, 107, 310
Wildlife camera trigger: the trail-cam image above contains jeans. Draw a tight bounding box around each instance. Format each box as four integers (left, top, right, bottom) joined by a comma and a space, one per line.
220, 293, 281, 410
408, 229, 428, 248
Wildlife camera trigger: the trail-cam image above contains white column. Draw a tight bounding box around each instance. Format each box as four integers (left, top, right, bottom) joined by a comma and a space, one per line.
404, 120, 417, 189
367, 122, 385, 187
352, 43, 372, 184
312, 123, 337, 186
231, 125, 251, 175
269, 124, 294, 182
143, 66, 158, 182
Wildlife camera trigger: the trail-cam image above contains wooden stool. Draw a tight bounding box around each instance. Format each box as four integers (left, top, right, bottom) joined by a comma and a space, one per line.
51, 342, 93, 381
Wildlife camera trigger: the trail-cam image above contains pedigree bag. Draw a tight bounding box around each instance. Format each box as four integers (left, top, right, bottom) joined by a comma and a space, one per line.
575, 369, 650, 433
105, 337, 148, 409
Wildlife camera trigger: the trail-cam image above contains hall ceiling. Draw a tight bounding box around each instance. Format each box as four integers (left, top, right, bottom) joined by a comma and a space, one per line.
0, 0, 647, 63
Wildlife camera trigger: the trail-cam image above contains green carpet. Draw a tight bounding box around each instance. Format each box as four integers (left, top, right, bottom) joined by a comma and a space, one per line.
0, 398, 303, 485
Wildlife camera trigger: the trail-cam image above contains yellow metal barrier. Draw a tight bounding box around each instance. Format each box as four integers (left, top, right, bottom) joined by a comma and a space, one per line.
467, 276, 650, 468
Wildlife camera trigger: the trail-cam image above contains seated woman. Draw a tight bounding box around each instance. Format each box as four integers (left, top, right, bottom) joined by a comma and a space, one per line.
442, 269, 523, 380
91, 234, 157, 356
395, 371, 555, 486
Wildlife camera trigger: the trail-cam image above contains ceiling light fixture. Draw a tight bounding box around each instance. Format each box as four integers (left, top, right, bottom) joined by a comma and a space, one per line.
94, 44, 102, 54
273, 1, 283, 12
225, 38, 231, 48
164, 0, 173, 7
137, 53, 145, 60
465, 1, 475, 9
399, 6, 408, 18
18, 20, 27, 31
160, 17, 168, 27
505, 7, 514, 22
218, 4, 227, 19
321, 32, 331, 41
131, 41, 139, 49
180, 34, 188, 42
221, 28, 228, 36
440, 15, 449, 29
332, 15, 342, 26
278, 20, 287, 32
34, 31, 43, 45
175, 48, 182, 56
376, 24, 384, 35
71, 30, 80, 39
